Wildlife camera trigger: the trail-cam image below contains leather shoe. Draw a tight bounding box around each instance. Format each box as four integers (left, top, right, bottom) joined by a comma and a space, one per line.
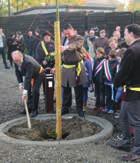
121, 153, 140, 161
116, 144, 131, 152
31, 111, 38, 117
109, 137, 130, 147
108, 138, 131, 152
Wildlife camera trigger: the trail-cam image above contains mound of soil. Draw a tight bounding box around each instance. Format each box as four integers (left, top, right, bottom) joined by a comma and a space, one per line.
6, 116, 101, 141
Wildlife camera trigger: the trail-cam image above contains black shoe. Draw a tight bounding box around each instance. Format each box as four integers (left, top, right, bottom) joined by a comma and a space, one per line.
78, 111, 85, 117
31, 110, 38, 117
5, 66, 10, 69
108, 137, 131, 152
62, 109, 69, 115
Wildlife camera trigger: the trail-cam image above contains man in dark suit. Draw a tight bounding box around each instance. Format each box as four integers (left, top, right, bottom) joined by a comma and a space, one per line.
12, 50, 44, 117
112, 24, 140, 161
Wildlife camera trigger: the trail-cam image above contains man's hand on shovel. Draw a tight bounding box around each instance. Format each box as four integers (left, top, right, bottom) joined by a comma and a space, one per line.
22, 89, 28, 103
22, 94, 28, 103
19, 83, 24, 94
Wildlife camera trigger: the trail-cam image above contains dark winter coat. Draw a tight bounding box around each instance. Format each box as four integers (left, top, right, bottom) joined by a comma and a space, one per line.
62, 35, 87, 87
114, 39, 140, 101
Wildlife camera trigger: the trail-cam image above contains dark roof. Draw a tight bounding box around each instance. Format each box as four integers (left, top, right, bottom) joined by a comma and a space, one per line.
14, 5, 116, 15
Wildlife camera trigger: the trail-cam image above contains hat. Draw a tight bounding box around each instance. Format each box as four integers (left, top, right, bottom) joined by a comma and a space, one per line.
42, 31, 52, 37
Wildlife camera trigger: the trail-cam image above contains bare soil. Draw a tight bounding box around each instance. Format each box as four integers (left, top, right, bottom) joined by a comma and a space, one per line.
6, 116, 101, 141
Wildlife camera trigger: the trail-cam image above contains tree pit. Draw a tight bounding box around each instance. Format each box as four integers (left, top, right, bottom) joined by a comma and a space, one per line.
6, 116, 101, 141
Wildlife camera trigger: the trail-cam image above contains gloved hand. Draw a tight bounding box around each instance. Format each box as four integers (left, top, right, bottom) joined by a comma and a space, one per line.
22, 89, 28, 103
19, 83, 24, 94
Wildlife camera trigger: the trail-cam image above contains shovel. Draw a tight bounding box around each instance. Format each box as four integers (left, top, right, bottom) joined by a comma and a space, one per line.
24, 99, 32, 129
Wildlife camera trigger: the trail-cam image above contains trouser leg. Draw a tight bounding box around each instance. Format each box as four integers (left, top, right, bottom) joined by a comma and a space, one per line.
62, 86, 72, 112
95, 82, 105, 108
32, 75, 42, 112
125, 100, 140, 155
95, 82, 100, 107
83, 87, 88, 106
105, 85, 111, 108
27, 83, 33, 112
8, 52, 13, 67
99, 83, 105, 107
0, 48, 8, 67
74, 85, 83, 113
119, 101, 131, 140
105, 85, 115, 110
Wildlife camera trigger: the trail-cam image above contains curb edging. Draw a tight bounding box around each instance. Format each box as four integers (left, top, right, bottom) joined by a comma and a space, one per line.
0, 114, 113, 146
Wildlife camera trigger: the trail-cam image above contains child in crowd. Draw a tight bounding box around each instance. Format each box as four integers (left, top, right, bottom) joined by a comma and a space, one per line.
82, 48, 93, 111
104, 50, 119, 113
92, 47, 106, 111
114, 47, 127, 118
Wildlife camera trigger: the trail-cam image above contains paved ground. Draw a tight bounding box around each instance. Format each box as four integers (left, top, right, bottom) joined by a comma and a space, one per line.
0, 58, 138, 163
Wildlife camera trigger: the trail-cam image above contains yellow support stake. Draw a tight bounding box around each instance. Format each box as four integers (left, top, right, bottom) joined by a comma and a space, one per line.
54, 21, 62, 140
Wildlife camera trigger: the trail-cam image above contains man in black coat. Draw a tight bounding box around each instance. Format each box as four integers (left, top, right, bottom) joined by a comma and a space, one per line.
24, 30, 35, 57
113, 24, 140, 161
12, 50, 44, 117
35, 31, 55, 68
35, 31, 55, 96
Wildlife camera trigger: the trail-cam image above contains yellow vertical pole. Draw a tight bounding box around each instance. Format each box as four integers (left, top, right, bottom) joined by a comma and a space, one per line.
55, 0, 62, 140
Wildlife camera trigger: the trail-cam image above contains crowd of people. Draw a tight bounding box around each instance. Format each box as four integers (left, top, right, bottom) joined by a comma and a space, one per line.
0, 23, 140, 161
